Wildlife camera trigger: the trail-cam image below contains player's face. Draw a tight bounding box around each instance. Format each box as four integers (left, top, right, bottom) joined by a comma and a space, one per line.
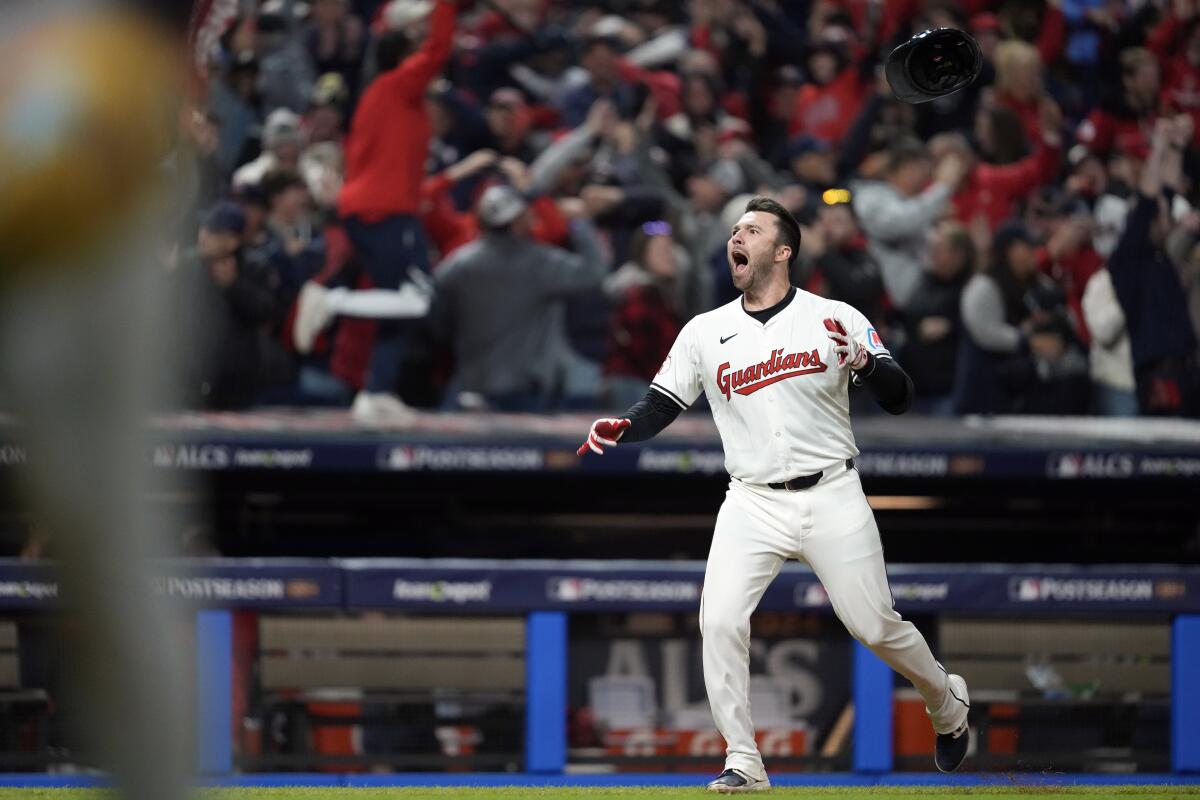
728, 211, 785, 292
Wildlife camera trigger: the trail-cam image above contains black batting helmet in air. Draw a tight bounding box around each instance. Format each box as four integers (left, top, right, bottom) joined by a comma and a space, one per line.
885, 28, 983, 105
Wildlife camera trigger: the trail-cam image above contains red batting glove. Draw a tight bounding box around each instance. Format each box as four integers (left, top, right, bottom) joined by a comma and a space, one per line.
823, 317, 869, 370
577, 418, 631, 456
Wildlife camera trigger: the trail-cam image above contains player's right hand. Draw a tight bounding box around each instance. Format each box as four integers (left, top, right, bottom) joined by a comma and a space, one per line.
577, 418, 631, 456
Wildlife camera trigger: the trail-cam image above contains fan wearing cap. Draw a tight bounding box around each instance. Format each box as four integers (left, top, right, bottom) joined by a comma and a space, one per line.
1024, 188, 1103, 348
178, 201, 281, 410
299, 74, 351, 210
233, 107, 307, 190
420, 150, 571, 259
428, 186, 608, 411
307, 73, 351, 145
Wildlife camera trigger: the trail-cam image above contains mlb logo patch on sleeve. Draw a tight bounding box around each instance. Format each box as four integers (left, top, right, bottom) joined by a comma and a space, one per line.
866, 327, 886, 351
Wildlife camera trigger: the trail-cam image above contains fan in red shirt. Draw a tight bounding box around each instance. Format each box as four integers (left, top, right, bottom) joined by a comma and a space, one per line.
294, 0, 458, 423
992, 39, 1046, 146
1024, 191, 1104, 346
302, 153, 572, 398
602, 221, 684, 409
420, 151, 571, 261
823, 0, 918, 54
1156, 17, 1200, 144
933, 100, 1064, 232
788, 39, 869, 144
1076, 47, 1160, 159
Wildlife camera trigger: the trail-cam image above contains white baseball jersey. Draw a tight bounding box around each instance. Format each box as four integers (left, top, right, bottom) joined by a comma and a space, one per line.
651, 288, 890, 484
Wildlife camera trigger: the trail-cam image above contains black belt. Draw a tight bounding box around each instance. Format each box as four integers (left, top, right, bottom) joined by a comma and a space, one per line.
768, 458, 855, 491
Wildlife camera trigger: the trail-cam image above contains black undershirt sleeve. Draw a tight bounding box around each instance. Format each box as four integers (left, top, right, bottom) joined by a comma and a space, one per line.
620, 388, 685, 443
853, 353, 914, 415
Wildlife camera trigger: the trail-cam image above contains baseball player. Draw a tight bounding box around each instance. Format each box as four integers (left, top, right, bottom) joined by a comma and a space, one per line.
578, 196, 970, 792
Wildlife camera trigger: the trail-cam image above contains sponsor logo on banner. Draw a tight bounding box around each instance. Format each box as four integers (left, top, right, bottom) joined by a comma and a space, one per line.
948, 455, 986, 476
548, 577, 700, 603
231, 448, 313, 469
797, 581, 947, 606
285, 580, 322, 599
153, 445, 314, 470
392, 579, 492, 604
1137, 456, 1200, 478
153, 444, 231, 469
796, 583, 830, 607
377, 446, 543, 472
1008, 577, 1154, 603
0, 581, 57, 601
153, 576, 286, 600
890, 582, 950, 602
379, 446, 415, 470
1046, 452, 1135, 479
544, 450, 581, 470
0, 444, 27, 466
854, 453, 949, 477
1154, 580, 1187, 600
636, 449, 726, 475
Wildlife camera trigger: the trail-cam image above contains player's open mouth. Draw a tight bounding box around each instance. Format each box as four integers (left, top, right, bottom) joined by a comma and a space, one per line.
731, 251, 749, 273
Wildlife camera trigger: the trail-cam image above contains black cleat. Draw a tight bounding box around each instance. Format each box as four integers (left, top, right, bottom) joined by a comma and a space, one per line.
706, 768, 771, 793
935, 721, 970, 772
934, 672, 971, 772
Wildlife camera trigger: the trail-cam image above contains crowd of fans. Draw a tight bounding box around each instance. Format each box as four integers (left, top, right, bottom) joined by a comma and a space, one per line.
173, 0, 1200, 421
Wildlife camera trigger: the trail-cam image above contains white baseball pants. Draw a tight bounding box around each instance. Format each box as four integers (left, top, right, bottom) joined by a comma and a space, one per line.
699, 462, 963, 780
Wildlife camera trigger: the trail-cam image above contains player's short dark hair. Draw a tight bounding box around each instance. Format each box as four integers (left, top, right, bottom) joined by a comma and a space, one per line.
744, 196, 801, 266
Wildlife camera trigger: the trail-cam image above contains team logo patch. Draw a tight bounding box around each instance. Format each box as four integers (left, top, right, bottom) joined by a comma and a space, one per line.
866, 327, 885, 351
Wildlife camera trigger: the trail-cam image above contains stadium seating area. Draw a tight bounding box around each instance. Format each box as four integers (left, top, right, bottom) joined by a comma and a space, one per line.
176, 0, 1200, 420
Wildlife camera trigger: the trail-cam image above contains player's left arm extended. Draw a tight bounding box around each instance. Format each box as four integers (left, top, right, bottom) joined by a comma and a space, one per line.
580, 320, 700, 456
576, 389, 681, 455
852, 353, 914, 415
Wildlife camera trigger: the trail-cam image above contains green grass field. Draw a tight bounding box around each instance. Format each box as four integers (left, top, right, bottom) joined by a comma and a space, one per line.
2, 788, 1200, 800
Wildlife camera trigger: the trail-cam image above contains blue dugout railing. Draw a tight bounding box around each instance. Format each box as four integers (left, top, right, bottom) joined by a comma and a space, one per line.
0, 558, 1197, 774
